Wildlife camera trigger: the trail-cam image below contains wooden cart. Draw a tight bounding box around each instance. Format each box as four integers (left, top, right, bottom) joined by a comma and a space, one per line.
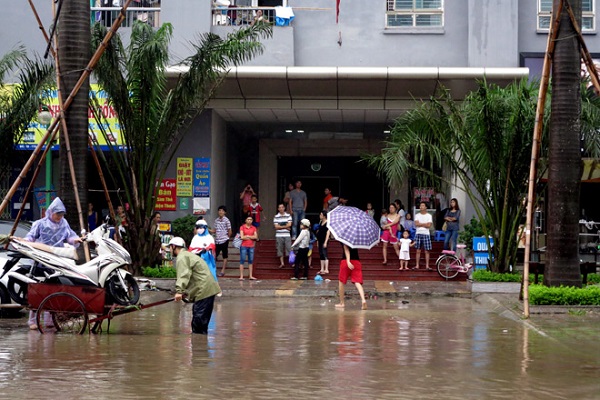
28, 282, 173, 334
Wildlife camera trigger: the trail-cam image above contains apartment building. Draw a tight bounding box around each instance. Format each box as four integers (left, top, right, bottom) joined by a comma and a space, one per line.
1, 1, 596, 234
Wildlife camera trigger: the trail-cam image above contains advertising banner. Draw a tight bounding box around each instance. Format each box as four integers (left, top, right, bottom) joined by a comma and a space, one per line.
15, 84, 124, 151
176, 157, 193, 197
473, 237, 494, 269
155, 179, 177, 211
193, 158, 210, 198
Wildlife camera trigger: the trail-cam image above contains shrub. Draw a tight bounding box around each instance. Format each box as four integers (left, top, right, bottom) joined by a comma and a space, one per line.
472, 270, 522, 282
587, 273, 600, 285
529, 285, 600, 306
458, 217, 485, 251
171, 215, 199, 246
142, 266, 177, 279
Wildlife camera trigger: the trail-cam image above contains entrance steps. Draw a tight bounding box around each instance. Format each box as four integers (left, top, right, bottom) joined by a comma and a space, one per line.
216, 239, 466, 282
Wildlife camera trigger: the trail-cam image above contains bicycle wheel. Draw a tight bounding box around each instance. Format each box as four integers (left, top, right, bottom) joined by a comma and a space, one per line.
36, 292, 88, 334
436, 255, 461, 279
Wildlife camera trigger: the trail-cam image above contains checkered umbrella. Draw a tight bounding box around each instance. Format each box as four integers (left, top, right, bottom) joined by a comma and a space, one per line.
327, 206, 380, 249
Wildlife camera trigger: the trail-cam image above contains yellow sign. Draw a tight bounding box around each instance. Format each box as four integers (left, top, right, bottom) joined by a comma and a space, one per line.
176, 157, 193, 197
16, 84, 124, 150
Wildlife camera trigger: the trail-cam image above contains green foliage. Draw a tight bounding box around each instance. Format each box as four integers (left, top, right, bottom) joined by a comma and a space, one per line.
142, 266, 177, 279
171, 215, 198, 246
0, 47, 54, 171
364, 79, 543, 273
529, 285, 600, 306
458, 217, 485, 251
586, 273, 600, 285
90, 21, 271, 272
472, 270, 522, 282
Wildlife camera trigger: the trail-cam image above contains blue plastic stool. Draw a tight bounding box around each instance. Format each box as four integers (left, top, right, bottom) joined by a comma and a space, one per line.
434, 230, 446, 241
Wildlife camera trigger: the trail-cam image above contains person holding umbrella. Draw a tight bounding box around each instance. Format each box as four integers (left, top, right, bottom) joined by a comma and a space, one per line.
327, 205, 380, 310
335, 243, 367, 310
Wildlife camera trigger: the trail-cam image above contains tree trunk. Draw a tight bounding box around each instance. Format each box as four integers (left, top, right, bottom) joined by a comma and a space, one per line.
58, 0, 90, 232
545, 0, 582, 287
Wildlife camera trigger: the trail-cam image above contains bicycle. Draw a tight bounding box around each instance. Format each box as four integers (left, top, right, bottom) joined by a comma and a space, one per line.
435, 244, 473, 279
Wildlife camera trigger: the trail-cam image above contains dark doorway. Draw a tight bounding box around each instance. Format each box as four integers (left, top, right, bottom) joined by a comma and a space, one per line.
258, 0, 283, 6
278, 156, 387, 223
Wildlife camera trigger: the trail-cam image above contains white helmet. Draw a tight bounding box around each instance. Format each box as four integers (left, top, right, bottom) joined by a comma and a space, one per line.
169, 237, 186, 248
195, 219, 208, 228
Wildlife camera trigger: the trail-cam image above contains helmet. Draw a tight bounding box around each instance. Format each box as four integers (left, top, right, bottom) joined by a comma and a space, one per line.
168, 237, 186, 248
195, 219, 208, 228
300, 218, 311, 228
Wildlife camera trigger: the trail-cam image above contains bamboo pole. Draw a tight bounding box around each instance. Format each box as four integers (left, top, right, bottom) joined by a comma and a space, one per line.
563, 0, 600, 95
0, 117, 61, 218
0, 0, 134, 217
51, 1, 91, 262
88, 137, 117, 226
6, 128, 59, 243
27, 0, 131, 230
523, 0, 563, 318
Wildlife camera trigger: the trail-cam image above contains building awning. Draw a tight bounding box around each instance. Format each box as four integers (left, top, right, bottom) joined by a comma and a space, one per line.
542, 158, 600, 182
166, 66, 529, 128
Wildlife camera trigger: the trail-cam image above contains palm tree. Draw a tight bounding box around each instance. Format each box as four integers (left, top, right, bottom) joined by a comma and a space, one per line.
0, 47, 54, 217
365, 79, 543, 273
57, 0, 91, 232
545, 0, 582, 287
91, 21, 272, 273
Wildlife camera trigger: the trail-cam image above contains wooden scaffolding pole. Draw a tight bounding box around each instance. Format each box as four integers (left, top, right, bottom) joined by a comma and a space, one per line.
0, 0, 134, 227
523, 0, 563, 318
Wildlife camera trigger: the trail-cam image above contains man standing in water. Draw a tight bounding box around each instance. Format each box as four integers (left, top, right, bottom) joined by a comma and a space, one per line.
170, 237, 221, 334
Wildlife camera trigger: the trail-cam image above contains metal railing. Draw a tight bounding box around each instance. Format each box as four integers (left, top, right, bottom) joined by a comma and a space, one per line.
211, 7, 275, 27
91, 7, 161, 28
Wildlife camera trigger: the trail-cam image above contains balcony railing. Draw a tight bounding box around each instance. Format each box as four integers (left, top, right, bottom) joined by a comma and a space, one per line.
212, 6, 293, 27
91, 6, 161, 28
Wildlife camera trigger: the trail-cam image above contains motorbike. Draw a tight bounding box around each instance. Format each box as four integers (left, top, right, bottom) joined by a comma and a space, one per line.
0, 221, 140, 307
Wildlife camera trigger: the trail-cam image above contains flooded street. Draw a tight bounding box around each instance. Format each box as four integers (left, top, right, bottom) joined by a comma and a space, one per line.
0, 294, 598, 399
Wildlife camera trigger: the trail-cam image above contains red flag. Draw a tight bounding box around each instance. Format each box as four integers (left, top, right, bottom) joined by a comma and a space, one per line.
336, 0, 341, 23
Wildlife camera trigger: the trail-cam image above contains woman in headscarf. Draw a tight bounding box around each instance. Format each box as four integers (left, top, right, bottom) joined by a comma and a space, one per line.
21, 197, 83, 330
25, 197, 81, 248
189, 218, 218, 281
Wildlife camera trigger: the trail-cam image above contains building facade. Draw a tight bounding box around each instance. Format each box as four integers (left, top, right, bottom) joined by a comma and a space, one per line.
1, 1, 597, 236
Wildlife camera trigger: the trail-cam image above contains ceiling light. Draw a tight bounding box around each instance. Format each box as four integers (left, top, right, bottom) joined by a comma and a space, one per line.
285, 130, 293, 133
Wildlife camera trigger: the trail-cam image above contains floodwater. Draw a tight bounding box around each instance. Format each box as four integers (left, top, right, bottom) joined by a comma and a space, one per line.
0, 294, 599, 400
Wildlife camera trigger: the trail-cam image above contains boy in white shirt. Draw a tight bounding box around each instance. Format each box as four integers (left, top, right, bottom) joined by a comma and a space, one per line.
413, 202, 433, 270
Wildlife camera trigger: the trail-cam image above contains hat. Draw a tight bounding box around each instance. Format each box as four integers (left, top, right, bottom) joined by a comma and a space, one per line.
195, 219, 208, 228
300, 218, 311, 228
168, 237, 186, 248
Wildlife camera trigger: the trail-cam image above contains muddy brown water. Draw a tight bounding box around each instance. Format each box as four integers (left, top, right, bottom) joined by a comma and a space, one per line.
0, 294, 598, 399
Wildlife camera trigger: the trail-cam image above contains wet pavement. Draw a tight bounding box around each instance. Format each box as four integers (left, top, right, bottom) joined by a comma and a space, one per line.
1, 284, 599, 399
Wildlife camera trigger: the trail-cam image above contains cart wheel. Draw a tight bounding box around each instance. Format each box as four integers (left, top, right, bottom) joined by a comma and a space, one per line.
36, 292, 88, 334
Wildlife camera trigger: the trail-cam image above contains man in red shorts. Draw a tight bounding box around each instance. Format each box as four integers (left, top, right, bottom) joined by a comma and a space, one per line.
335, 243, 367, 310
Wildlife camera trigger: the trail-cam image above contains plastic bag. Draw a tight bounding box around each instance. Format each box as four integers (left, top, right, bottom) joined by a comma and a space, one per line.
288, 250, 296, 264
233, 233, 242, 249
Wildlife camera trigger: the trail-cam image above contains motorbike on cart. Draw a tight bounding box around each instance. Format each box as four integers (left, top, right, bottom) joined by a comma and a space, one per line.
0, 220, 139, 307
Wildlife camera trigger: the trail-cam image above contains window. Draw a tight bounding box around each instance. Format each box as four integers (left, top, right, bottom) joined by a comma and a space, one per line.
386, 0, 443, 28
538, 0, 595, 32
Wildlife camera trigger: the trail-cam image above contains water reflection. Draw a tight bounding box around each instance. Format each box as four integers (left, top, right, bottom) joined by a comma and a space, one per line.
0, 295, 598, 399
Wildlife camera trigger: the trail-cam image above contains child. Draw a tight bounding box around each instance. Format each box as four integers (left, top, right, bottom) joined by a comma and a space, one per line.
365, 202, 375, 219
248, 194, 263, 238
379, 208, 388, 230
398, 230, 413, 270
403, 212, 415, 233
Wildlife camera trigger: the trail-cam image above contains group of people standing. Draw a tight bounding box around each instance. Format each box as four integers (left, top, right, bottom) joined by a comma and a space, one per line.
379, 198, 461, 271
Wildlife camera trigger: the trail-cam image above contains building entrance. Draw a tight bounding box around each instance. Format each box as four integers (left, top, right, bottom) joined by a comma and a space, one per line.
277, 156, 387, 223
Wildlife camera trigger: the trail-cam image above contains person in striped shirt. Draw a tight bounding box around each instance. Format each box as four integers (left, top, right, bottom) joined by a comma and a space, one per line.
273, 203, 292, 268
210, 206, 232, 277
